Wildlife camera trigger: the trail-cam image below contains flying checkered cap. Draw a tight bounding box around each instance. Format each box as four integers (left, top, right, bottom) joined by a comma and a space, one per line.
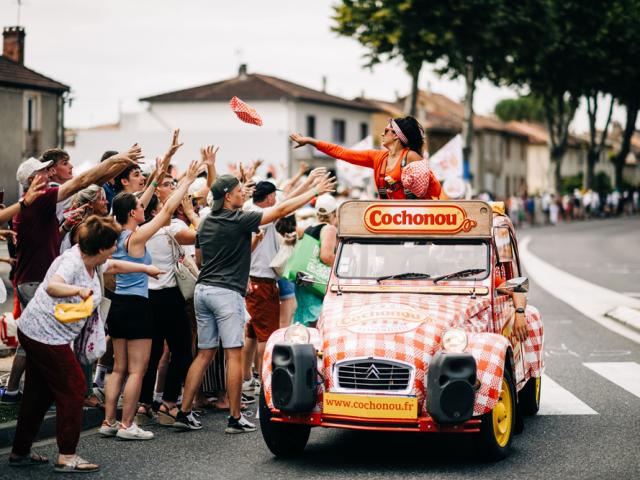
229, 96, 263, 126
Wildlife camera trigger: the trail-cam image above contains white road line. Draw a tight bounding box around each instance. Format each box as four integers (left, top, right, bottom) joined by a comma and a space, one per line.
583, 362, 640, 399
520, 236, 640, 344
538, 375, 598, 415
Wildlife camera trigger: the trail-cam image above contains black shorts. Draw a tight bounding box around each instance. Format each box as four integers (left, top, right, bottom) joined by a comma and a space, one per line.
107, 293, 153, 340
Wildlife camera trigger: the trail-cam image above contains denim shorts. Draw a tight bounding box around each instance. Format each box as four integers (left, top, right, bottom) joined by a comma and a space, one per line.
277, 278, 295, 300
194, 284, 246, 349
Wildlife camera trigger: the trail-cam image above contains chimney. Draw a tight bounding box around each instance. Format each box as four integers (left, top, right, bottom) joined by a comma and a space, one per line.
238, 63, 248, 80
3, 26, 25, 64
321, 76, 327, 93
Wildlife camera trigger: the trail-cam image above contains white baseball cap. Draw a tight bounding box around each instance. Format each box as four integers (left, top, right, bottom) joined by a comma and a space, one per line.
16, 157, 52, 187
315, 194, 337, 215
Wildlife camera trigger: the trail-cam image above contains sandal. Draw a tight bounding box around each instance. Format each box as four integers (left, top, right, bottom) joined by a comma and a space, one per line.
9, 452, 49, 467
54, 455, 99, 473
156, 402, 178, 426
134, 403, 156, 426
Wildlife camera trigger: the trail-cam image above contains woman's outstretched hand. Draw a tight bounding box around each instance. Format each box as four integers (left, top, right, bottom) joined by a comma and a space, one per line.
290, 133, 314, 148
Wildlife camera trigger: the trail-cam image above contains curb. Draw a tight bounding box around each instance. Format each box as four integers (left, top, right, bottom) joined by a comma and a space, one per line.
605, 306, 640, 332
0, 407, 104, 449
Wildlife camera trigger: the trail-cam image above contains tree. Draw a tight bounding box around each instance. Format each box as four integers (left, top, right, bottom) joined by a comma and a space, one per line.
334, 0, 514, 182
605, 0, 640, 189
332, 1, 434, 116
494, 95, 546, 123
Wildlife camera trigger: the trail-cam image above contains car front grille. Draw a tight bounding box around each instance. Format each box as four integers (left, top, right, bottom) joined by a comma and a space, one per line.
336, 359, 412, 391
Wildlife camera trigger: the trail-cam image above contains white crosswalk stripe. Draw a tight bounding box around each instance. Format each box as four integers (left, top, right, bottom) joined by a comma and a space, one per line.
583, 362, 640, 399
538, 375, 598, 415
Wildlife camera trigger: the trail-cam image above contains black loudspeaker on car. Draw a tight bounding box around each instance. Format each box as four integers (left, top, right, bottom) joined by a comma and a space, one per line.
271, 343, 317, 413
426, 351, 477, 424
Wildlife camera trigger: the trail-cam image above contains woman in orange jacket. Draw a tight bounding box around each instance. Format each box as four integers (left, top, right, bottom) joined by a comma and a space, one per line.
290, 116, 442, 200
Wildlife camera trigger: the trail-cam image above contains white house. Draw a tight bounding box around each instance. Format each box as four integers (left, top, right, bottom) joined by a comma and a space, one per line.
67, 65, 376, 179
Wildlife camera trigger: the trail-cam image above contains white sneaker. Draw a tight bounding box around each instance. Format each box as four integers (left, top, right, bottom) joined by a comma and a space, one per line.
116, 422, 154, 440
98, 420, 120, 437
225, 413, 257, 434
242, 377, 260, 393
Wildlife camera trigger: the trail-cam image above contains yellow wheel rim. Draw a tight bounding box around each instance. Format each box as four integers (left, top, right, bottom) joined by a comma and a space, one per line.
534, 376, 541, 405
492, 377, 513, 447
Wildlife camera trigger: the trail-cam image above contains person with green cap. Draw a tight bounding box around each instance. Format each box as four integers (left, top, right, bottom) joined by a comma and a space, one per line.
174, 172, 336, 433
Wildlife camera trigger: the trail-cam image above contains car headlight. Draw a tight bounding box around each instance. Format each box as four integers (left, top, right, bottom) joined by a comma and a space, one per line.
284, 324, 310, 344
442, 328, 468, 353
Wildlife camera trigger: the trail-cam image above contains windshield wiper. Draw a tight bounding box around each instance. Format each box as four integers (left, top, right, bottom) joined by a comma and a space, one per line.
376, 272, 431, 283
431, 268, 486, 284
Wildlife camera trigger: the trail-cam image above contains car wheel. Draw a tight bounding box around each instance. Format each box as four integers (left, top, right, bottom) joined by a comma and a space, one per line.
259, 386, 311, 458
475, 367, 516, 460
519, 375, 541, 416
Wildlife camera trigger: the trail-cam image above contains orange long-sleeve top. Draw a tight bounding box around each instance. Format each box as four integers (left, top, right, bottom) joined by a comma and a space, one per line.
315, 141, 442, 199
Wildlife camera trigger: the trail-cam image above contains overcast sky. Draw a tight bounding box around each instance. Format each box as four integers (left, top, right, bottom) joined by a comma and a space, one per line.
3, 0, 626, 132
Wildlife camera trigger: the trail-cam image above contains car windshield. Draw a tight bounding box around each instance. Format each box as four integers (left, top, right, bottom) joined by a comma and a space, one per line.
336, 239, 489, 281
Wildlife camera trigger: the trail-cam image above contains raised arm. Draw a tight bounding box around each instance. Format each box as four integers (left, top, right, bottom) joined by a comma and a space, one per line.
192, 145, 218, 199
129, 160, 201, 250
147, 129, 183, 187
260, 174, 336, 226
289, 133, 378, 168
58, 145, 143, 202
0, 174, 47, 225
281, 161, 308, 194
285, 167, 327, 200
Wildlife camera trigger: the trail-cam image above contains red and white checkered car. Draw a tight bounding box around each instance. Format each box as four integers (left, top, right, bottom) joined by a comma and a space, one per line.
259, 200, 544, 460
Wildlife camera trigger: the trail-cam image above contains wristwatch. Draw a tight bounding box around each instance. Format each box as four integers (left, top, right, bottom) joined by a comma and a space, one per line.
515, 307, 525, 314
18, 198, 27, 209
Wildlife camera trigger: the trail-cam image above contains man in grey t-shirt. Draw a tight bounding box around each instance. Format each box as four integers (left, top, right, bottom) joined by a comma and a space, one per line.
176, 173, 336, 434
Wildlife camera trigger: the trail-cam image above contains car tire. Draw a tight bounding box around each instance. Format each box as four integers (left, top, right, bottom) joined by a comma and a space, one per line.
259, 387, 311, 458
475, 367, 516, 460
519, 375, 541, 416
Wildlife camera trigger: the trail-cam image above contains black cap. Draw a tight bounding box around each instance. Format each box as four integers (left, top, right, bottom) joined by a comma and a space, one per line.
253, 181, 278, 199
210, 174, 240, 211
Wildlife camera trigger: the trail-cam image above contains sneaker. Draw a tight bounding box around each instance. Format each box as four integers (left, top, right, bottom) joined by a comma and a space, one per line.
241, 393, 256, 405
116, 422, 154, 441
98, 420, 120, 437
242, 377, 259, 393
0, 391, 22, 405
225, 413, 257, 434
92, 387, 105, 404
173, 410, 203, 431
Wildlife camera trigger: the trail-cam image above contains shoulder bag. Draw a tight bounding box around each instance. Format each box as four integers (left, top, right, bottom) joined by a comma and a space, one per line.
167, 229, 199, 300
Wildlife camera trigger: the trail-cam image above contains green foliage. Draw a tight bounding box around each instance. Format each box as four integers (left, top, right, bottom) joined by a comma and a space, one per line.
560, 171, 613, 195
494, 95, 546, 123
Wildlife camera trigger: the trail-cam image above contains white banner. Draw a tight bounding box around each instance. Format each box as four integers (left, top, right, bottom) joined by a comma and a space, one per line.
429, 134, 463, 182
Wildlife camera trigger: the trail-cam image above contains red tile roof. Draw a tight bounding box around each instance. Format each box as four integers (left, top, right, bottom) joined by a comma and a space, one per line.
140, 73, 377, 112
0, 55, 69, 93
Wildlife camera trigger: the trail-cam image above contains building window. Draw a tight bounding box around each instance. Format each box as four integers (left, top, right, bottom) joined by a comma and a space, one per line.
332, 119, 346, 144
360, 122, 368, 140
23, 92, 41, 157
306, 115, 316, 138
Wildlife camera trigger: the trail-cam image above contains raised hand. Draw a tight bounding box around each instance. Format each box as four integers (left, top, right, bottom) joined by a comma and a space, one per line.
242, 181, 256, 200
298, 161, 309, 174
167, 129, 183, 157
123, 144, 144, 164
182, 196, 195, 217
23, 172, 48, 206
315, 174, 337, 195
185, 160, 201, 183
290, 133, 313, 148
308, 167, 328, 183
200, 145, 219, 166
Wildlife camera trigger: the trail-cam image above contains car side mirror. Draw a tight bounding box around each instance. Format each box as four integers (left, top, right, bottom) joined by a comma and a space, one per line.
496, 276, 529, 294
